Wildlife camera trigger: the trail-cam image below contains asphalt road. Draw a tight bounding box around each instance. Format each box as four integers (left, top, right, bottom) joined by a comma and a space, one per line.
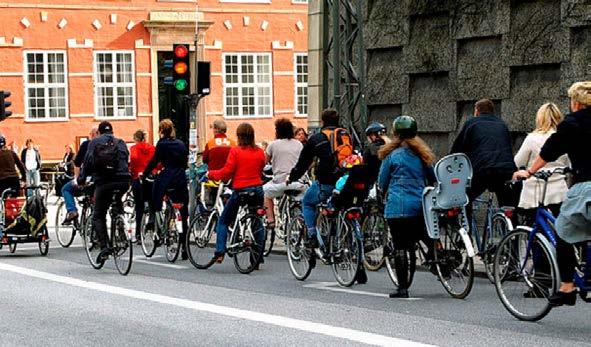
0, 223, 589, 347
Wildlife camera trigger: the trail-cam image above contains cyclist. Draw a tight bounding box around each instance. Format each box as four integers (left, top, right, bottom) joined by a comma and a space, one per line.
78, 121, 130, 262
514, 81, 591, 306
129, 129, 156, 244
363, 122, 388, 187
61, 127, 99, 225
263, 118, 305, 233
0, 135, 26, 196
207, 123, 266, 264
143, 119, 190, 260
203, 119, 235, 170
295, 127, 308, 145
452, 99, 519, 216
378, 116, 436, 298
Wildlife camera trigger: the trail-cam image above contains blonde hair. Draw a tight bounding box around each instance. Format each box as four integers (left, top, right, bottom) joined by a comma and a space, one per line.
159, 119, 176, 139
568, 81, 591, 106
378, 136, 436, 166
533, 103, 562, 134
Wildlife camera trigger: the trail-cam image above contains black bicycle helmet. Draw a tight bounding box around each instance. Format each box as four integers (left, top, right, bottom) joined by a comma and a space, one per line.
0, 135, 5, 147
365, 122, 387, 136
393, 116, 418, 139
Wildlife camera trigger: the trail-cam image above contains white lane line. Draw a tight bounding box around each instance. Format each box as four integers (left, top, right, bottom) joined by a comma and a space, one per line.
132, 257, 188, 269
0, 262, 433, 347
304, 282, 423, 301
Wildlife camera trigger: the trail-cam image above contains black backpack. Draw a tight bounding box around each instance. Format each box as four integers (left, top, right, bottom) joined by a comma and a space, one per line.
93, 137, 121, 176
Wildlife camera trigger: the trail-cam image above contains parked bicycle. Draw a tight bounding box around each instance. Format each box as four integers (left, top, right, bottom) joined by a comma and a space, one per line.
493, 167, 590, 321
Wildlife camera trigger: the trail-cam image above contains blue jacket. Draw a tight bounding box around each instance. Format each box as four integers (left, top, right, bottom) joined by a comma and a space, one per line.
79, 134, 131, 184
378, 147, 435, 218
143, 138, 189, 187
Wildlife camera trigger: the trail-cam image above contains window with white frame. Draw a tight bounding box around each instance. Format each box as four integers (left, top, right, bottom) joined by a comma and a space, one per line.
294, 53, 308, 116
24, 51, 68, 120
224, 53, 272, 117
94, 51, 135, 118
292, 0, 308, 3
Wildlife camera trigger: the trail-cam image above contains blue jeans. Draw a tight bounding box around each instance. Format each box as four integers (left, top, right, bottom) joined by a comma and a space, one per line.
61, 181, 79, 213
302, 181, 334, 238
215, 186, 264, 254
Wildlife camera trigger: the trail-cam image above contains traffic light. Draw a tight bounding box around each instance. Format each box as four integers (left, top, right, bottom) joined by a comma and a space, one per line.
0, 91, 12, 122
172, 44, 190, 95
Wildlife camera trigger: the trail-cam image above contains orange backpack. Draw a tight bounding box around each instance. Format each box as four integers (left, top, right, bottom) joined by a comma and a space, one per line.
322, 128, 353, 166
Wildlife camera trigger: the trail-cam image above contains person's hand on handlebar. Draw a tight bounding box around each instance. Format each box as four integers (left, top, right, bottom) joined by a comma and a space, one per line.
513, 169, 532, 181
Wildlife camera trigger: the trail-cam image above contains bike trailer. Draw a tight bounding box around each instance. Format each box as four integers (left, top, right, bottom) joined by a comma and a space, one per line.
4, 194, 47, 237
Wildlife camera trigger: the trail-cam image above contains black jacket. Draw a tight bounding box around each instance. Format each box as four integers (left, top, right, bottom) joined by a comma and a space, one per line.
362, 138, 385, 186
289, 126, 339, 185
541, 107, 591, 183
20, 148, 41, 171
451, 114, 516, 176
143, 138, 188, 182
79, 134, 131, 184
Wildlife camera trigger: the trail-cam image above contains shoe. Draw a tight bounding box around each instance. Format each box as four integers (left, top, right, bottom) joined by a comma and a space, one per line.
548, 290, 577, 306
355, 268, 368, 284
304, 237, 319, 249
181, 250, 188, 261
62, 211, 79, 226
213, 252, 225, 264
96, 247, 111, 264
389, 288, 409, 298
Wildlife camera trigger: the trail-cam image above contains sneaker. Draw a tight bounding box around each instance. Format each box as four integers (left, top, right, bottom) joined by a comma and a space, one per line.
389, 288, 409, 298
62, 211, 79, 226
304, 237, 319, 249
355, 268, 368, 284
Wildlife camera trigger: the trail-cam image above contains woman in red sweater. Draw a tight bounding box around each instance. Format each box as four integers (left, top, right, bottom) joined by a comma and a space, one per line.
129, 129, 155, 243
208, 123, 266, 263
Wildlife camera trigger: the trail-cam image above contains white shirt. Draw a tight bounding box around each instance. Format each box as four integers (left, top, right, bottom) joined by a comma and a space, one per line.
25, 149, 37, 171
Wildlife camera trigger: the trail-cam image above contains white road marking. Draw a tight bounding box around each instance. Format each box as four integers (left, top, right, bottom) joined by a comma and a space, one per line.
0, 262, 433, 347
133, 256, 188, 269
304, 282, 423, 301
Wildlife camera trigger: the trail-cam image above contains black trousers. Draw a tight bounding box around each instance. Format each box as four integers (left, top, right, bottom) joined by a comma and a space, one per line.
150, 177, 189, 251
132, 178, 153, 236
556, 236, 577, 283
468, 171, 521, 224
387, 217, 433, 290
93, 180, 130, 249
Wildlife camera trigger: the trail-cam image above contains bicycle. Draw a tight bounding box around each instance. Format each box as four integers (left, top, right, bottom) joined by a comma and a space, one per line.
360, 187, 389, 271
287, 200, 364, 287
55, 183, 94, 248
470, 190, 514, 283
263, 188, 306, 257
493, 167, 589, 321
186, 181, 266, 274
82, 188, 133, 275
139, 177, 183, 262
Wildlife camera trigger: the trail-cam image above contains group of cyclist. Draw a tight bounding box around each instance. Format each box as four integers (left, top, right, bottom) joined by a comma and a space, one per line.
1, 80, 590, 307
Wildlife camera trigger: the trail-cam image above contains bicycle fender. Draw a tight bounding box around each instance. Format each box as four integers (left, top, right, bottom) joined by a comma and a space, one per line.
458, 227, 476, 258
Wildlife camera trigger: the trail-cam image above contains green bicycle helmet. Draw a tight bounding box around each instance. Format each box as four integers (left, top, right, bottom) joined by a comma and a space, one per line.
393, 116, 418, 139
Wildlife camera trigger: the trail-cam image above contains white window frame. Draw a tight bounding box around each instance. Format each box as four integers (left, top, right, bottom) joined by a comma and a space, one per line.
294, 53, 308, 117
23, 50, 69, 122
93, 50, 136, 120
222, 52, 273, 119
292, 0, 308, 3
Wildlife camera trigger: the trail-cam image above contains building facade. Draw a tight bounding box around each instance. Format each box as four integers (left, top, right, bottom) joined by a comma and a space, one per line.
0, 0, 308, 160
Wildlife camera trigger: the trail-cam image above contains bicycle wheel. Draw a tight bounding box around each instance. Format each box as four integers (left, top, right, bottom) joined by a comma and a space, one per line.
434, 222, 474, 299
186, 211, 217, 269
385, 246, 417, 288
286, 215, 314, 281
331, 219, 363, 287
232, 214, 263, 274
494, 228, 557, 321
361, 211, 388, 271
8, 243, 16, 253
112, 215, 133, 276
263, 225, 275, 257
140, 210, 157, 258
164, 206, 181, 263
483, 214, 511, 283
38, 226, 49, 256
55, 200, 76, 248
82, 215, 104, 269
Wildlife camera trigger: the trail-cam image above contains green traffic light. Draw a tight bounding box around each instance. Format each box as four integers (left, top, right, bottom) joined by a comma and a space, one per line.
174, 79, 188, 91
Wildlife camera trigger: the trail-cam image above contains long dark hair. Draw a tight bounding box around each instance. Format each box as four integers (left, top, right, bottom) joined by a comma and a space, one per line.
236, 123, 256, 147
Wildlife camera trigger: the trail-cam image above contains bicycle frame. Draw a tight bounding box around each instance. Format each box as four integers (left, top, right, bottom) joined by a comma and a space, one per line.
315, 206, 364, 261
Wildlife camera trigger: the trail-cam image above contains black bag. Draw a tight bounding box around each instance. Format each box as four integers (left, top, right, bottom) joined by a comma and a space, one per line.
93, 138, 121, 176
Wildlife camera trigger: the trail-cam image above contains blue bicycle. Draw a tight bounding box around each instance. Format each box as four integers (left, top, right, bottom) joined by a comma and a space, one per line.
493, 167, 590, 321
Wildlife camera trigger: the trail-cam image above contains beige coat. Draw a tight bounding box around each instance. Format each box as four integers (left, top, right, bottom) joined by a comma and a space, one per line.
514, 132, 570, 209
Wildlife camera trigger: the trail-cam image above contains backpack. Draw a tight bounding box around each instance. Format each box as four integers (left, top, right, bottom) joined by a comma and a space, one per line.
322, 128, 353, 167
93, 137, 121, 176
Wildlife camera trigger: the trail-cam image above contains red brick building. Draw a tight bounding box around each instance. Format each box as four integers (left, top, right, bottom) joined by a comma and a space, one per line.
0, 0, 308, 161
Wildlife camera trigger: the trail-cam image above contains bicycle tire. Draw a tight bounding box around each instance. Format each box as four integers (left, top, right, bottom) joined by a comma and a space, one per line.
38, 226, 49, 256
331, 219, 363, 287
263, 226, 275, 257
361, 211, 387, 271
232, 214, 263, 274
164, 205, 181, 263
186, 211, 217, 269
8, 243, 16, 253
385, 246, 417, 288
140, 211, 157, 258
483, 213, 511, 284
113, 215, 133, 276
286, 215, 314, 281
494, 228, 557, 321
82, 215, 105, 270
434, 221, 474, 299
55, 200, 76, 248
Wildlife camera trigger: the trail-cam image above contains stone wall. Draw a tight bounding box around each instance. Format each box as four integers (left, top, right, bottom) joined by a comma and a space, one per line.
363, 0, 591, 157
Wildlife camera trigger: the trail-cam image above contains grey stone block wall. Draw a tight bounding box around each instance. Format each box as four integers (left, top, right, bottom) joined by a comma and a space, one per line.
364, 0, 591, 158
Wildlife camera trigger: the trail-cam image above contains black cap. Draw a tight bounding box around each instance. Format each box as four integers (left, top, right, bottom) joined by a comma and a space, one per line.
98, 121, 113, 134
